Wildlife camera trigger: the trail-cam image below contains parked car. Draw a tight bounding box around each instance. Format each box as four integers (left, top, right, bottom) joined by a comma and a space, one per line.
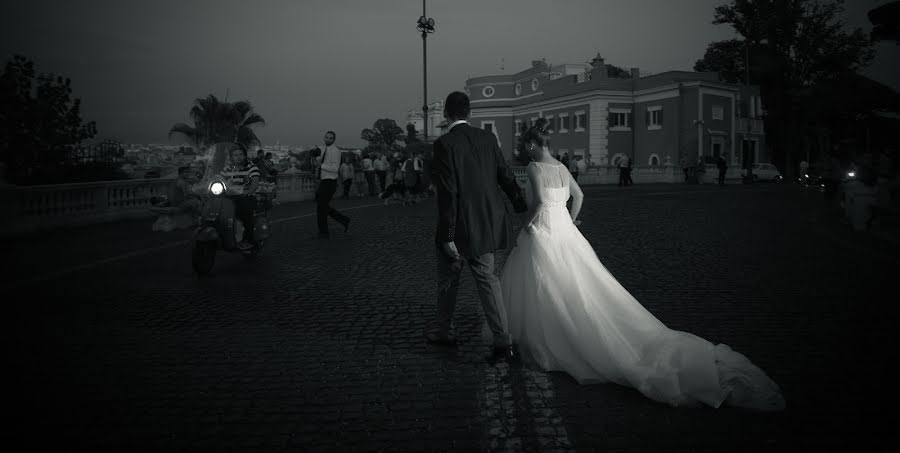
742, 163, 783, 182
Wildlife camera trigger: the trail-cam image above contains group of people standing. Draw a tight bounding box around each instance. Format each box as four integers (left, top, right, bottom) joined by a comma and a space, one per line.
311, 130, 435, 238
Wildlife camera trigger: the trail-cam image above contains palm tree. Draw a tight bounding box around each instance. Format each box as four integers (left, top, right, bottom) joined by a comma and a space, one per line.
168, 94, 266, 149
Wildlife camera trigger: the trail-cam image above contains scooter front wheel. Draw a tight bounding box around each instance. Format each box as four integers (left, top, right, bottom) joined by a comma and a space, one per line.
192, 240, 217, 275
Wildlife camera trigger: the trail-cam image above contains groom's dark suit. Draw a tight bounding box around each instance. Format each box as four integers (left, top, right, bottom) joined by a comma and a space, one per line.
432, 122, 526, 256
430, 121, 527, 347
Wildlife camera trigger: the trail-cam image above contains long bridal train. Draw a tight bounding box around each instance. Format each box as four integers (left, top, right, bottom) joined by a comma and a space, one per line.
498, 162, 785, 411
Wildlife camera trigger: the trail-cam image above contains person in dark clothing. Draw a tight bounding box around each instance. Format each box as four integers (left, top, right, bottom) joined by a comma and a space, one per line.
716, 155, 727, 185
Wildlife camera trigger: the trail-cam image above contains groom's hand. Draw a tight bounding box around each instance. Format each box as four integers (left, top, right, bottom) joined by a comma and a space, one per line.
442, 241, 461, 261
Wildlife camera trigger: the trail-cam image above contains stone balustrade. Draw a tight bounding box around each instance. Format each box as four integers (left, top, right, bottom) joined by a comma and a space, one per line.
511, 164, 684, 186
0, 165, 730, 235
0, 172, 322, 235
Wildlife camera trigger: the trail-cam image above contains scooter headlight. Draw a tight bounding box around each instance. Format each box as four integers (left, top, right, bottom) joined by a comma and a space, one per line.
210, 181, 226, 195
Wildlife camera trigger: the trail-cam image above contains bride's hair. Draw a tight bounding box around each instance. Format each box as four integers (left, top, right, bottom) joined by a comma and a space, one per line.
523, 118, 551, 149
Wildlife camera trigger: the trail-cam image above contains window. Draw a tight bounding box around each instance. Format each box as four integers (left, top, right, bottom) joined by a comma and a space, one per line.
515, 120, 522, 136
545, 115, 554, 133
712, 105, 724, 120
609, 108, 632, 131
483, 123, 493, 133
559, 113, 569, 132
575, 111, 586, 132
531, 78, 539, 91
515, 84, 522, 96
646, 106, 663, 130
482, 86, 495, 98
648, 154, 660, 166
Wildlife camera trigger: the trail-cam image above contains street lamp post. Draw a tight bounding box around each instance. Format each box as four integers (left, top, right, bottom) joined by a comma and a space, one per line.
417, 1, 435, 143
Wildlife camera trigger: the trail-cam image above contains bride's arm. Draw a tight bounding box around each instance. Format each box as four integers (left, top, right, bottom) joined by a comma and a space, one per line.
567, 171, 584, 222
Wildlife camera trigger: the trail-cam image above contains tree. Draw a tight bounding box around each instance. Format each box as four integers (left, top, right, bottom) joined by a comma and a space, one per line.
0, 55, 98, 184
360, 118, 405, 155
869, 1, 900, 44
169, 95, 265, 150
405, 122, 421, 145
708, 0, 875, 178
606, 64, 632, 79
693, 39, 747, 83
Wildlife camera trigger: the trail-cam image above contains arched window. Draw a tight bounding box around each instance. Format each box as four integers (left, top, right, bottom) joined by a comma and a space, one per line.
648, 154, 660, 166
610, 153, 624, 167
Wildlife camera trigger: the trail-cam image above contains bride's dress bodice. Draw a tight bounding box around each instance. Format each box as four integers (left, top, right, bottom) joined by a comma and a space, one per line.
525, 162, 572, 233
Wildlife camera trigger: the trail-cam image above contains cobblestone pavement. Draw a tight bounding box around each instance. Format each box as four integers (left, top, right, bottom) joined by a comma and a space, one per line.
7, 183, 896, 451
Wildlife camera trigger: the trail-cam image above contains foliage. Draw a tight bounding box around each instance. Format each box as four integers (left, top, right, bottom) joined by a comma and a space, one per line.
606, 64, 632, 78
869, 1, 900, 44
705, 0, 875, 176
0, 54, 98, 184
405, 122, 420, 145
169, 94, 265, 150
693, 39, 748, 83
360, 118, 405, 155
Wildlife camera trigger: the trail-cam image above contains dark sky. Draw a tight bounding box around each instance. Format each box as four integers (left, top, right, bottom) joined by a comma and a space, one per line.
2, 0, 897, 148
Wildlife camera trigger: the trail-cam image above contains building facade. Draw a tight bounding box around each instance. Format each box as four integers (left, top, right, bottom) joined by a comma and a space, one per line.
464, 55, 767, 167
406, 99, 446, 141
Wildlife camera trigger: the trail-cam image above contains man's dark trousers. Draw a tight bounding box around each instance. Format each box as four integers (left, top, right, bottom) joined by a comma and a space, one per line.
316, 178, 348, 235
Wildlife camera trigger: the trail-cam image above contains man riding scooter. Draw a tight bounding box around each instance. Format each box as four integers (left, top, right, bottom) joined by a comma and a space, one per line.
219, 144, 262, 249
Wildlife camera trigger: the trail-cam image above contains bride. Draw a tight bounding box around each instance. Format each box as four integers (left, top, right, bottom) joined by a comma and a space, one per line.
499, 119, 785, 411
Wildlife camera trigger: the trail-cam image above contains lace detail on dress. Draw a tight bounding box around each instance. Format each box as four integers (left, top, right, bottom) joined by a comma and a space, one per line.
525, 162, 570, 234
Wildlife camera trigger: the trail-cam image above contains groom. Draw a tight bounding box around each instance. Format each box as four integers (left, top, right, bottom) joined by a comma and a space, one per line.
426, 91, 528, 363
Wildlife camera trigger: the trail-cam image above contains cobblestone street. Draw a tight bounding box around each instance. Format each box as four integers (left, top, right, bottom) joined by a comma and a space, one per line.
6, 183, 896, 451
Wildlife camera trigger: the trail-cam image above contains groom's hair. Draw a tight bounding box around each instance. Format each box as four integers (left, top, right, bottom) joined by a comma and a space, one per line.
444, 92, 470, 120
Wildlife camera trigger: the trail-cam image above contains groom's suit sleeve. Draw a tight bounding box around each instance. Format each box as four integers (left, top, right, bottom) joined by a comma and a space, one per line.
493, 139, 527, 213
432, 138, 457, 243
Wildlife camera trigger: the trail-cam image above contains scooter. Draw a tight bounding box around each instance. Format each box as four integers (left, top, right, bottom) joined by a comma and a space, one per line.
191, 177, 272, 276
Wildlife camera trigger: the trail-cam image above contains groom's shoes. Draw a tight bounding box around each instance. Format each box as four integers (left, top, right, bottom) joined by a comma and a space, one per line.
486, 345, 518, 365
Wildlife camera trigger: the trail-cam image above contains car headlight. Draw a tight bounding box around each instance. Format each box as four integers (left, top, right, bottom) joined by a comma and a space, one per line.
847, 171, 855, 178
804, 174, 809, 178
210, 181, 226, 195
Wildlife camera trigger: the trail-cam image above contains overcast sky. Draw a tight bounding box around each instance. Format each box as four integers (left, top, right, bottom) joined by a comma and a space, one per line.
2, 0, 897, 148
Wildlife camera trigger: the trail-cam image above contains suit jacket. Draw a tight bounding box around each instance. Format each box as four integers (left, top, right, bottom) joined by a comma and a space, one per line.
431, 123, 526, 257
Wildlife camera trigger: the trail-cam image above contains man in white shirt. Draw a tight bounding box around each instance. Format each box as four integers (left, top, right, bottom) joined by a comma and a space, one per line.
314, 131, 350, 238
361, 153, 376, 196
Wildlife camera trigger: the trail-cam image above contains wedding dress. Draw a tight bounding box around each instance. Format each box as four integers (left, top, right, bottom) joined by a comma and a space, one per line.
499, 161, 785, 411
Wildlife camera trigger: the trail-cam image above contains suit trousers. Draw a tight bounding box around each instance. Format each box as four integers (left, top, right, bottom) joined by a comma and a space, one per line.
434, 246, 511, 347
316, 178, 349, 234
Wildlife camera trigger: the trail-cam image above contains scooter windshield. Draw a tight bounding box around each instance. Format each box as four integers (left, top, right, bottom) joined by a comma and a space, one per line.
203, 142, 233, 181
